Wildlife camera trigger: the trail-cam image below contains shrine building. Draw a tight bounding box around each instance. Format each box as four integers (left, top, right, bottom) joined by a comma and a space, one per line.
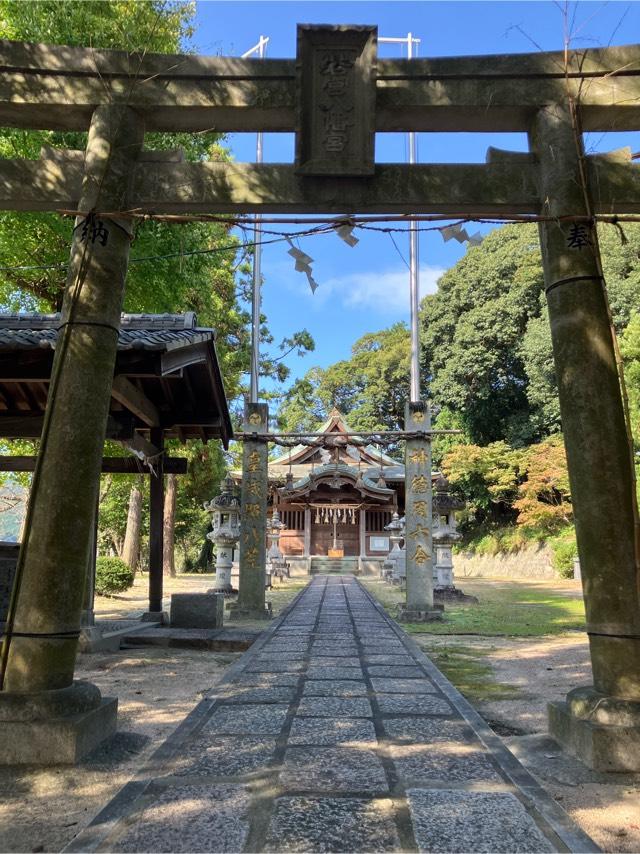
259, 409, 440, 574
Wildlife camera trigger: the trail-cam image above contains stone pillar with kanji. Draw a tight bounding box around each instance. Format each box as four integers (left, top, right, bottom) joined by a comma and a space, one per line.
229, 402, 272, 620
398, 401, 443, 622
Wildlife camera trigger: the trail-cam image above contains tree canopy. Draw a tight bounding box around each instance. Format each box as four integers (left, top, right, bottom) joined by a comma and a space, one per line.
421, 221, 640, 446
278, 323, 410, 436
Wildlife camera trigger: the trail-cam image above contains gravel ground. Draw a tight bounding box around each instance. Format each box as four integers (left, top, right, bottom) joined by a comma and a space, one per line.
418, 634, 640, 854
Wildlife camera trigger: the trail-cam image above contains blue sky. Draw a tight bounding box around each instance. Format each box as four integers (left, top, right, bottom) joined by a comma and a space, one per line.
192, 2, 640, 394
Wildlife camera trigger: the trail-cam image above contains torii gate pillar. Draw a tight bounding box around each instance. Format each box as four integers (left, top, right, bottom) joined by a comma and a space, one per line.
0, 105, 143, 764
531, 104, 640, 771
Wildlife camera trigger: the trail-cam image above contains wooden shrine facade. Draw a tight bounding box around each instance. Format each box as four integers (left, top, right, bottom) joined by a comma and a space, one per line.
260, 410, 437, 559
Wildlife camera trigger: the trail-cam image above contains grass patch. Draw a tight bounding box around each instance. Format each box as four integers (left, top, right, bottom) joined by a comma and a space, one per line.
361, 578, 585, 637
420, 643, 522, 705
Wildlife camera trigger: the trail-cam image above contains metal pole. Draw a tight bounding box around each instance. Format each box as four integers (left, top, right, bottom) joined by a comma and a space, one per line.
242, 36, 269, 404
407, 34, 420, 403
380, 34, 421, 402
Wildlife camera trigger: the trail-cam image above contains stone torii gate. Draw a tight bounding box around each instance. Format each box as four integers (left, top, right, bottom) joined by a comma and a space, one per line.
0, 27, 639, 768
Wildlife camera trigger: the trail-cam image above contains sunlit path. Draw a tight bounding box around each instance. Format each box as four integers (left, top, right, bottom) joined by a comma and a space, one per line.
66, 576, 597, 853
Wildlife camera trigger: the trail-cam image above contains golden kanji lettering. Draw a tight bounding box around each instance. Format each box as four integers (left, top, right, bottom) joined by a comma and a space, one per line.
245, 502, 260, 519
247, 450, 261, 473
409, 447, 428, 465
412, 544, 431, 565
407, 523, 430, 540
243, 546, 258, 565
411, 474, 429, 494
414, 500, 428, 518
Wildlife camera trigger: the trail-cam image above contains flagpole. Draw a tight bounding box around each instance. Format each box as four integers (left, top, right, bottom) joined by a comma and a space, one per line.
242, 36, 269, 404
380, 34, 421, 402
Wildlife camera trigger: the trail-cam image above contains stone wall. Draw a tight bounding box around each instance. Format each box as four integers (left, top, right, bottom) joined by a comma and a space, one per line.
453, 543, 557, 580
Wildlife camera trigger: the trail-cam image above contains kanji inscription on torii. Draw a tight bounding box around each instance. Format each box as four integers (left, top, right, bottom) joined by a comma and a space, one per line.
296, 24, 377, 176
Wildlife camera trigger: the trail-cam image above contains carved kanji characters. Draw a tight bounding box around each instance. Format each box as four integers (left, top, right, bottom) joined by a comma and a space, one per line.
411, 474, 429, 494
246, 450, 261, 473
409, 447, 428, 465
414, 500, 428, 518
407, 523, 430, 540
412, 544, 431, 565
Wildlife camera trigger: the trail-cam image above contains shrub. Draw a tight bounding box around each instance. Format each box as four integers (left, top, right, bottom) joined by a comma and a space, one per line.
549, 528, 578, 578
95, 556, 135, 595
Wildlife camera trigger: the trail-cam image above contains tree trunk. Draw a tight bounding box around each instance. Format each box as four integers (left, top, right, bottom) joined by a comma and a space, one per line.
122, 481, 143, 572
163, 473, 177, 578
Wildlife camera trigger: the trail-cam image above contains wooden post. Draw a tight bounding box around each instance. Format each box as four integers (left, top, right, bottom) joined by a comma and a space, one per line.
2, 105, 144, 694
530, 103, 640, 770
359, 508, 367, 558
148, 428, 165, 616
81, 497, 99, 628
303, 505, 311, 558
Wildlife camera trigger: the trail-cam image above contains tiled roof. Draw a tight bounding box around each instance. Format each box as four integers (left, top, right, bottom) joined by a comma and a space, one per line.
0, 312, 214, 351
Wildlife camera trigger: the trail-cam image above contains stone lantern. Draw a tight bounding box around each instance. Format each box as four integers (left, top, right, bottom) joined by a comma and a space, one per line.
383, 512, 406, 584
266, 508, 287, 585
205, 475, 241, 593
432, 476, 464, 589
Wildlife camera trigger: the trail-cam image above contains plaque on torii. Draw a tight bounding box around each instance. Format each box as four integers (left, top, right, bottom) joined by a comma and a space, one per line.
296, 25, 376, 176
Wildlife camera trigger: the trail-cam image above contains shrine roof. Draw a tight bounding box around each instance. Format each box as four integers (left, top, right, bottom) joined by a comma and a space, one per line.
0, 312, 208, 350
0, 312, 232, 446
279, 461, 396, 502
268, 408, 398, 468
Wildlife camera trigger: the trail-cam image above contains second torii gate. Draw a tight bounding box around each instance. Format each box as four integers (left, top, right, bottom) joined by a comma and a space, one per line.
0, 26, 639, 768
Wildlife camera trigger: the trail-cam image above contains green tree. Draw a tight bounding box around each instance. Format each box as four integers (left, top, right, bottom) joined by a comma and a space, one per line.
421, 222, 640, 446
0, 1, 315, 570
278, 324, 410, 437
441, 441, 524, 523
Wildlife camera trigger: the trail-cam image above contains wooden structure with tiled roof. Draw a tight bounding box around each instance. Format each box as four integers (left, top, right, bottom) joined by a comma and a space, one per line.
0, 312, 232, 620
262, 410, 406, 561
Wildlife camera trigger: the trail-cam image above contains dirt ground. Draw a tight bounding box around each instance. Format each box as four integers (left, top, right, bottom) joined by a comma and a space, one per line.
418, 633, 640, 854
0, 573, 305, 854
2, 574, 640, 853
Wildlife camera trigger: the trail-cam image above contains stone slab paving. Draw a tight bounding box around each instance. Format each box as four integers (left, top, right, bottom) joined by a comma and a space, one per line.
66, 576, 599, 854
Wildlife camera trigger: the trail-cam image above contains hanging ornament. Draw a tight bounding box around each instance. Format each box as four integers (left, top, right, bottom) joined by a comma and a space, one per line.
467, 231, 484, 247
439, 224, 469, 244
334, 216, 359, 247
286, 237, 319, 295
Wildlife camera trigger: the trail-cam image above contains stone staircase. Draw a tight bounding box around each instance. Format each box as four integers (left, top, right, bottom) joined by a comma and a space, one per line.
309, 556, 360, 575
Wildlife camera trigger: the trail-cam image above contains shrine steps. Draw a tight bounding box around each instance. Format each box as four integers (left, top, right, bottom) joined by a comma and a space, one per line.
309, 556, 360, 575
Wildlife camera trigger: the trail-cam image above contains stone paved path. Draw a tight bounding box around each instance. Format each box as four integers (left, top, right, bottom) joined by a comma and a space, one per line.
67, 577, 598, 853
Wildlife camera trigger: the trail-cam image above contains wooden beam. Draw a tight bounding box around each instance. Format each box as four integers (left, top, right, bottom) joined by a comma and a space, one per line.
111, 374, 160, 427
0, 413, 134, 439
0, 455, 188, 474
148, 428, 164, 614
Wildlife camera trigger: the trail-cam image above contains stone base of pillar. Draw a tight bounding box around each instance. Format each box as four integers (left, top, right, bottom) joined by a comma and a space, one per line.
140, 610, 169, 625
434, 586, 479, 605
227, 601, 273, 621
549, 686, 640, 772
78, 625, 105, 653
397, 604, 443, 623
0, 681, 117, 765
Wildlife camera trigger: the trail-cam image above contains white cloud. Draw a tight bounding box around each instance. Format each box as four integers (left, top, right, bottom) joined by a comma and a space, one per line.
319, 264, 446, 314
